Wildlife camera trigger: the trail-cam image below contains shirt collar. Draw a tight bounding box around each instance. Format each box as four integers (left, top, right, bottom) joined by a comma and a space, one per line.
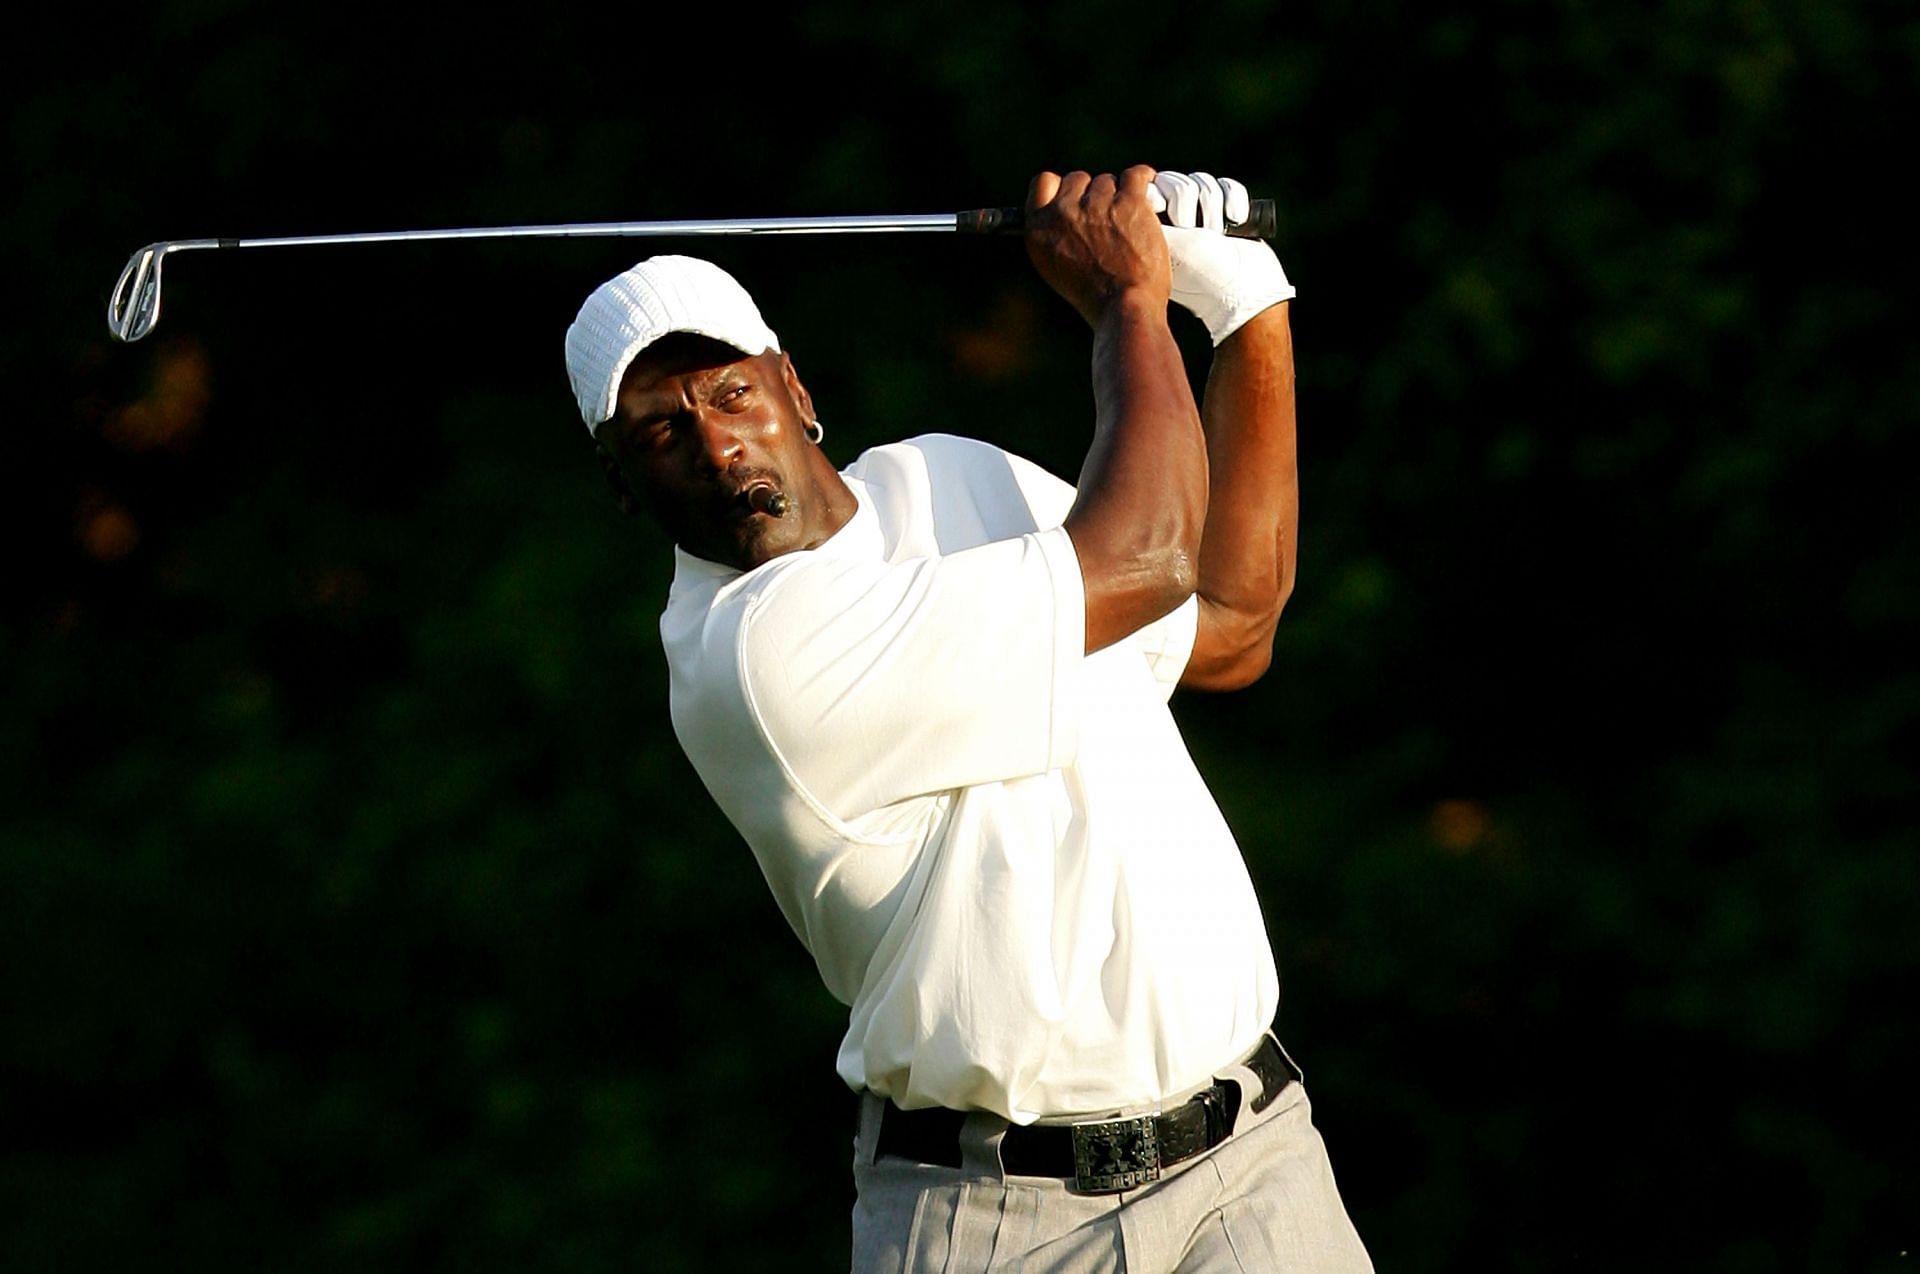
670, 474, 879, 586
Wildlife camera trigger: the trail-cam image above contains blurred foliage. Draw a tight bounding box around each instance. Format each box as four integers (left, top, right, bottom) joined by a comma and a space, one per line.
3, 1, 1916, 1269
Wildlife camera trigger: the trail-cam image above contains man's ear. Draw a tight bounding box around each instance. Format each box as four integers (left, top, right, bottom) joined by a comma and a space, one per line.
596, 442, 640, 517
779, 352, 816, 427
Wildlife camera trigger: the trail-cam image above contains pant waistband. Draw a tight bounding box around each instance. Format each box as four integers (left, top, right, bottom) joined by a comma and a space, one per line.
871, 1033, 1300, 1194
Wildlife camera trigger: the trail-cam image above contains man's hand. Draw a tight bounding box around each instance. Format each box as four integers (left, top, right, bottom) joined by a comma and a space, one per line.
1151, 171, 1296, 346
1024, 168, 1173, 328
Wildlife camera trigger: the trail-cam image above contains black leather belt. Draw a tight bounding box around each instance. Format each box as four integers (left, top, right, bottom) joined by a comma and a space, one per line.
873, 1034, 1299, 1194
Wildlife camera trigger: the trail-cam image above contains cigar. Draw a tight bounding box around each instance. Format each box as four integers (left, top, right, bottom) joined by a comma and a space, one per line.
746, 485, 790, 518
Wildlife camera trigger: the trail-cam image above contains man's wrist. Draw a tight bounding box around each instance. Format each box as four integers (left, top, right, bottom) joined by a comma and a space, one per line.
1093, 284, 1174, 330
1203, 281, 1294, 345
1212, 296, 1291, 351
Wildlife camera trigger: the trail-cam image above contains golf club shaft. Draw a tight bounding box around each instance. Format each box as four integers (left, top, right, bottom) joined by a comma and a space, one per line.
232, 212, 964, 248
151, 201, 1277, 249
108, 201, 1279, 341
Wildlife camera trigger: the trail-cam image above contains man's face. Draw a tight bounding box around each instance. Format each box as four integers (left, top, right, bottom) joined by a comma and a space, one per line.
596, 333, 832, 572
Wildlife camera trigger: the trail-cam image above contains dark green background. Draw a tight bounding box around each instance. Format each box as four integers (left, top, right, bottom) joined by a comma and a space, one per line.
5, 2, 1915, 1269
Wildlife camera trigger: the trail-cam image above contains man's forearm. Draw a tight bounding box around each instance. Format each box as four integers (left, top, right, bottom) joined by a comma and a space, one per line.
1065, 291, 1210, 655
1183, 302, 1297, 689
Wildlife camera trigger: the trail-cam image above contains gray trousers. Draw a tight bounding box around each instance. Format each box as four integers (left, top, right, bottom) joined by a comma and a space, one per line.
849, 1043, 1374, 1272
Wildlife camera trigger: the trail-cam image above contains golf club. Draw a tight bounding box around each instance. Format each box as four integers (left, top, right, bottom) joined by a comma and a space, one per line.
106, 200, 1279, 342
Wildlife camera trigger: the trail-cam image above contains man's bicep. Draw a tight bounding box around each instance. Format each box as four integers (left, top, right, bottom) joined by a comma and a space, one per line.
739, 529, 1085, 818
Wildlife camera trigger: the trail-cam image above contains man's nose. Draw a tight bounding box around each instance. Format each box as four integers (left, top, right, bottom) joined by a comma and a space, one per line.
689, 410, 745, 474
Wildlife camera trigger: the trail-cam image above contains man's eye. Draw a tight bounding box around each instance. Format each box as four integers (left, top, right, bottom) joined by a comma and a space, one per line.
720, 384, 751, 407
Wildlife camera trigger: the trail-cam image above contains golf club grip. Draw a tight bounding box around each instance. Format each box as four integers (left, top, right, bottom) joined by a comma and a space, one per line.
957, 199, 1277, 240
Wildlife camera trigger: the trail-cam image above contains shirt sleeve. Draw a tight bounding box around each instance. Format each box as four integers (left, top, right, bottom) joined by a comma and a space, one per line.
1132, 594, 1199, 701
736, 526, 1086, 820
1002, 444, 1197, 696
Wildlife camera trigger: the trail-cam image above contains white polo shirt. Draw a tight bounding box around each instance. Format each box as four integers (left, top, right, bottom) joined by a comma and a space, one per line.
660, 433, 1279, 1123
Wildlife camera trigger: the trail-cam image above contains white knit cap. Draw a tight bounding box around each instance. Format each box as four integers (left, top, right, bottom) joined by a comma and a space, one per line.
564, 255, 781, 434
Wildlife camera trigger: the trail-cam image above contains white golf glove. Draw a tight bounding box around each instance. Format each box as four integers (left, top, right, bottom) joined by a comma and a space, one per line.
1148, 171, 1294, 345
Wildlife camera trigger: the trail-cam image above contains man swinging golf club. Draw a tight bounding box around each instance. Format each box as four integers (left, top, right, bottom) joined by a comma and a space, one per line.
564, 166, 1373, 1271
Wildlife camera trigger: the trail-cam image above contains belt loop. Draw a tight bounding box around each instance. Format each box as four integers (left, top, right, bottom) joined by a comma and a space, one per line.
961, 1111, 1011, 1180
1198, 1084, 1228, 1144
1217, 1074, 1244, 1137
855, 1091, 885, 1167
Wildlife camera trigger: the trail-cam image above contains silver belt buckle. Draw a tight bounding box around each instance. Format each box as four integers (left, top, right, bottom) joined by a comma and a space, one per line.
1070, 1114, 1161, 1193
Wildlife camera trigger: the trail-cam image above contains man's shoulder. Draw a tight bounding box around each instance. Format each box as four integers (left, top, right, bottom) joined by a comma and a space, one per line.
844, 434, 1076, 543
843, 432, 1018, 482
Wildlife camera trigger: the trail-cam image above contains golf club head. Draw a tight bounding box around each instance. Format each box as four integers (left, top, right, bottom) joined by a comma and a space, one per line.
109, 239, 231, 341
109, 244, 166, 342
